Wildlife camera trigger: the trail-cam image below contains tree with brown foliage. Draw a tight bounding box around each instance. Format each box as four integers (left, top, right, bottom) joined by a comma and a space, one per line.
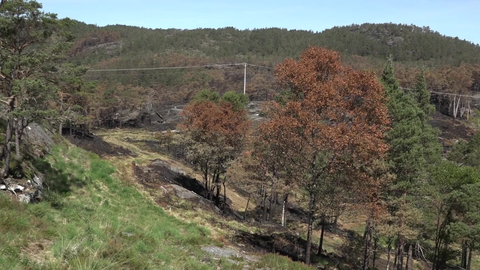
256, 47, 390, 264
179, 90, 249, 206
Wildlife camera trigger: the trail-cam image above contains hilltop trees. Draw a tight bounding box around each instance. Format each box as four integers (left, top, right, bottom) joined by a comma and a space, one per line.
179, 90, 249, 205
255, 47, 390, 264
0, 0, 74, 179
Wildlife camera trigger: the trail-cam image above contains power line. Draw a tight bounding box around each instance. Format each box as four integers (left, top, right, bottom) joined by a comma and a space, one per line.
86, 63, 268, 72
86, 64, 478, 99
247, 64, 274, 70
401, 87, 480, 99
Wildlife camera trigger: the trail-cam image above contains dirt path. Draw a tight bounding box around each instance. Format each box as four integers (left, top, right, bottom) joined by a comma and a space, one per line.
95, 128, 253, 213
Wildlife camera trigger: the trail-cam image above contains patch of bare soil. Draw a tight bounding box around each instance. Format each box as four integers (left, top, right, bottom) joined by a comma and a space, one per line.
133, 159, 207, 196
132, 159, 230, 216
21, 240, 54, 266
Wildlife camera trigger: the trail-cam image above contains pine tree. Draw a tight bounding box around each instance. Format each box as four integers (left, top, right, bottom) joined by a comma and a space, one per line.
381, 56, 442, 270
0, 0, 74, 179
413, 70, 435, 117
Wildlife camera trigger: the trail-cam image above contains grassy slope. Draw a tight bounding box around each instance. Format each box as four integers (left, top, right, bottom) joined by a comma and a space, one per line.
0, 142, 313, 269
96, 129, 355, 267
96, 128, 480, 270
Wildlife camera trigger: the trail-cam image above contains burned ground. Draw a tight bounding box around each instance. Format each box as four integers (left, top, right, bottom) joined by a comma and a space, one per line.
61, 106, 478, 269
67, 135, 136, 157
429, 111, 476, 150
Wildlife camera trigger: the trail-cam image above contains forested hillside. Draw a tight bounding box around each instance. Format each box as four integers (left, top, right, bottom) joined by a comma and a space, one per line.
62, 22, 480, 128
2, 2, 480, 269
69, 22, 480, 67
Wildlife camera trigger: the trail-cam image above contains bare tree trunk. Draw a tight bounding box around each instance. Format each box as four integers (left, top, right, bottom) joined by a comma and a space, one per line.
222, 178, 226, 205
393, 247, 398, 270
203, 165, 209, 197
406, 243, 413, 270
268, 190, 274, 221
397, 235, 404, 270
448, 99, 453, 117
271, 191, 278, 220
281, 194, 288, 227
14, 118, 23, 161
262, 189, 268, 222
433, 205, 443, 270
1, 94, 16, 180
452, 95, 461, 119
467, 101, 471, 120
244, 194, 250, 221
461, 240, 467, 269
305, 193, 315, 265
467, 245, 473, 270
317, 216, 326, 256
362, 219, 372, 270
387, 239, 392, 270
2, 118, 13, 179
214, 173, 221, 206
373, 237, 378, 269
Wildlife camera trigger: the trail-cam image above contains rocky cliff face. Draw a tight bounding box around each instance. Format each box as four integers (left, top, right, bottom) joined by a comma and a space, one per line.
0, 123, 53, 203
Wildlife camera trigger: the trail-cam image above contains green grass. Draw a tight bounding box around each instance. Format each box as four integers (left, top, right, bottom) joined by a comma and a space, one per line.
0, 143, 314, 269
0, 145, 217, 269
467, 109, 480, 129
254, 254, 315, 270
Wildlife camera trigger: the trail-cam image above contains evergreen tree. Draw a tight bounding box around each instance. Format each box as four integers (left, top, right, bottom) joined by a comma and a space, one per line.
448, 131, 480, 170
425, 161, 480, 270
381, 56, 442, 270
413, 70, 435, 117
0, 0, 74, 179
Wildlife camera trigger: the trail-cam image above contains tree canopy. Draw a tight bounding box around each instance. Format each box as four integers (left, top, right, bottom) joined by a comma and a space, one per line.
0, 0, 74, 179
255, 46, 390, 264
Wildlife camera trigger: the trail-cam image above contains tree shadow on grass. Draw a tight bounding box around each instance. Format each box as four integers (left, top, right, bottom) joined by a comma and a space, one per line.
33, 158, 87, 195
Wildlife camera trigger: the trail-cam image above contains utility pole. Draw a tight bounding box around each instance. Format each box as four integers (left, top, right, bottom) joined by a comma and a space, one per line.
243, 63, 247, 95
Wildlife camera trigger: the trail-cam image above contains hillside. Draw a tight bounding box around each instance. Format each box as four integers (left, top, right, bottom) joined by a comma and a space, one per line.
69, 22, 480, 68
0, 137, 315, 270
2, 3, 480, 269
63, 22, 480, 128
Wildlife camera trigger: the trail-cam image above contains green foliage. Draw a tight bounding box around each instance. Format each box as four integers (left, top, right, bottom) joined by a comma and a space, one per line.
380, 56, 447, 268
381, 55, 400, 92
413, 70, 435, 117
0, 0, 73, 118
386, 59, 442, 169
423, 160, 480, 269
221, 91, 249, 110
193, 89, 221, 103
429, 160, 479, 189
70, 22, 480, 69
383, 57, 441, 191
0, 0, 89, 179
193, 89, 248, 110
448, 131, 480, 170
